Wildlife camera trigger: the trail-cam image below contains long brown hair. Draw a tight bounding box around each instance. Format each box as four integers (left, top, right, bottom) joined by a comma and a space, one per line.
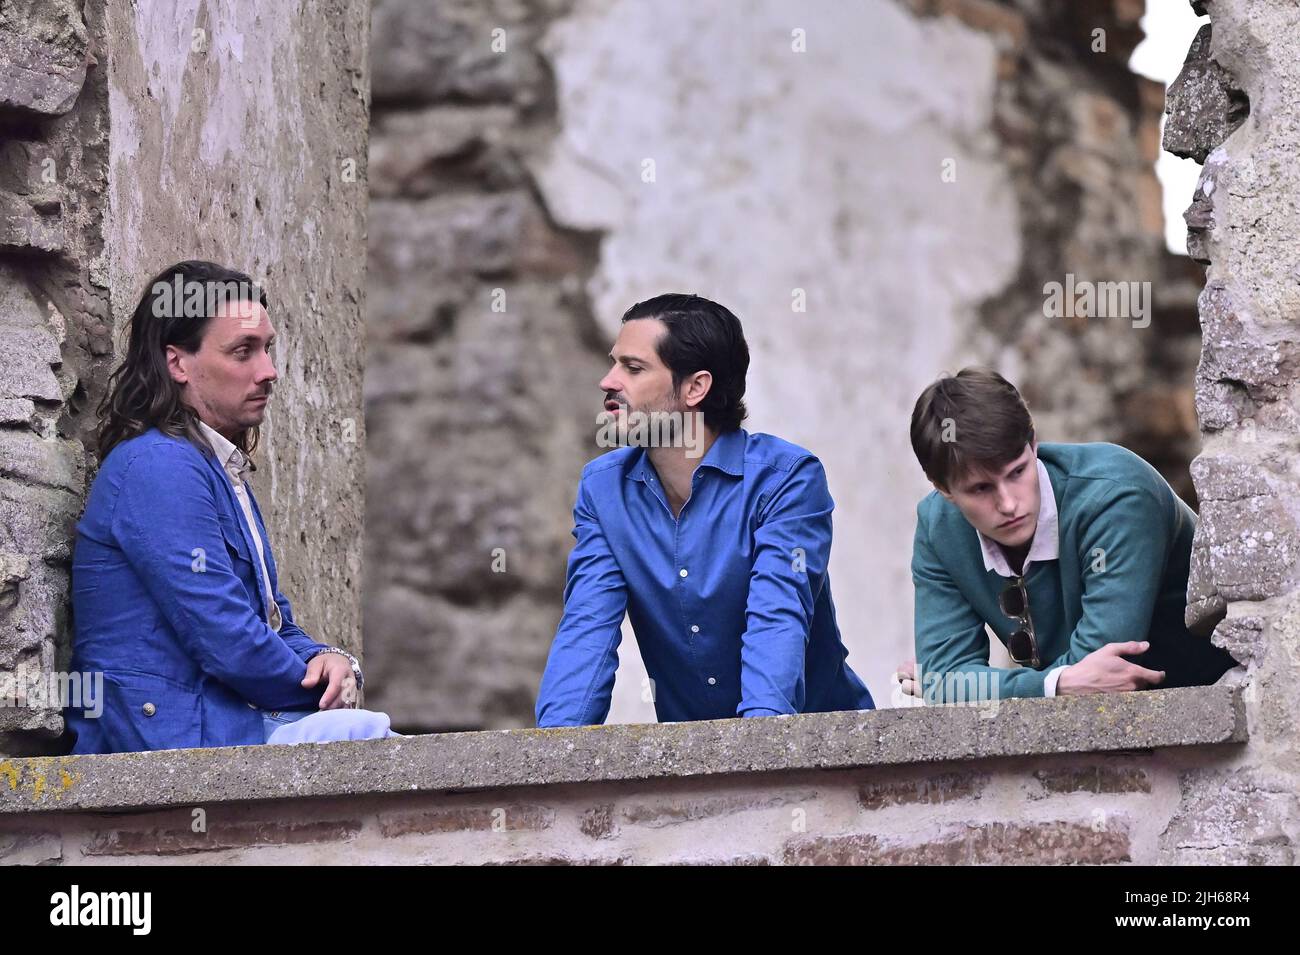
96, 261, 268, 463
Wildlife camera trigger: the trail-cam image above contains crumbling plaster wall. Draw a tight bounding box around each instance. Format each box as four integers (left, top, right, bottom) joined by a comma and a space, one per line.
0, 0, 371, 755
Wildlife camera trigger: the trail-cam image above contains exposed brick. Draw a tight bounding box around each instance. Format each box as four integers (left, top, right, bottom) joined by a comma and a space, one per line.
0, 829, 62, 864
1032, 766, 1151, 797
487, 855, 630, 866
380, 805, 554, 837
858, 771, 987, 810
678, 855, 772, 866
84, 820, 362, 856
784, 821, 1130, 865
579, 803, 617, 840
620, 792, 814, 828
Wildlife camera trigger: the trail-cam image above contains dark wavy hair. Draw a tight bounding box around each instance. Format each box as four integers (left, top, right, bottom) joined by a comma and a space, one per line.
96, 260, 268, 463
620, 293, 750, 432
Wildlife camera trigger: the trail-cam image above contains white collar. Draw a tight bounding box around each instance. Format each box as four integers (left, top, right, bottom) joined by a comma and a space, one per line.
977, 456, 1058, 578
197, 420, 252, 483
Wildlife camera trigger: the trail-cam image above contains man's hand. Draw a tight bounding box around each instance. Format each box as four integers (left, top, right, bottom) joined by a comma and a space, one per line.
895, 658, 919, 698
1056, 641, 1165, 696
302, 653, 358, 709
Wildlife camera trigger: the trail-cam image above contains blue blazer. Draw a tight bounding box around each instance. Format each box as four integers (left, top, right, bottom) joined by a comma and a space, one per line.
67, 428, 332, 752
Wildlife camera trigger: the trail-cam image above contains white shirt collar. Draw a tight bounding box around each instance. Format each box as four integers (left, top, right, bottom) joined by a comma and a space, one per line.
977, 456, 1058, 578
197, 420, 253, 484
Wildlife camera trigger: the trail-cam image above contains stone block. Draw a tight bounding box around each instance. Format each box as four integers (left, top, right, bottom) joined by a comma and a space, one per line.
1164, 25, 1248, 163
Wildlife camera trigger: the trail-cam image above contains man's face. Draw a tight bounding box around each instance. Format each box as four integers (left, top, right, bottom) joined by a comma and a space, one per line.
599, 318, 685, 419
167, 299, 277, 439
937, 442, 1040, 549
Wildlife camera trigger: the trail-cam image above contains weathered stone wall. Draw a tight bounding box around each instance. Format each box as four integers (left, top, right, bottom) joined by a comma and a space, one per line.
101, 0, 371, 664
363, 0, 1207, 731
0, 0, 371, 756
1170, 0, 1300, 860
364, 0, 608, 732
0, 757, 1218, 864
1, 0, 111, 755
0, 687, 1255, 864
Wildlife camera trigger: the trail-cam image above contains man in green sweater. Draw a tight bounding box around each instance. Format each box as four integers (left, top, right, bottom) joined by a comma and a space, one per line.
900, 368, 1237, 704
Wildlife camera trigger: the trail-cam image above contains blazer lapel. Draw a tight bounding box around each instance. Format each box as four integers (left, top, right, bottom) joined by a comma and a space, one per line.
201, 450, 270, 620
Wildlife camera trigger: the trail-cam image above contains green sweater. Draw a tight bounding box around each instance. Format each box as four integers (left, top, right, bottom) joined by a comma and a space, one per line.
912, 442, 1235, 701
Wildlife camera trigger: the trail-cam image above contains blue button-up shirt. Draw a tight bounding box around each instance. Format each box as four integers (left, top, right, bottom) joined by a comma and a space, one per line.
535, 427, 875, 726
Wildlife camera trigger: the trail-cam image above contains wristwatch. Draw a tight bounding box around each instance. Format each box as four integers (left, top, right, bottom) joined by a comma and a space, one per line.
314, 646, 364, 691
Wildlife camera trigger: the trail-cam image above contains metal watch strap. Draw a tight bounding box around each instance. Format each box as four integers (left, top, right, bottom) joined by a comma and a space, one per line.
314, 646, 364, 690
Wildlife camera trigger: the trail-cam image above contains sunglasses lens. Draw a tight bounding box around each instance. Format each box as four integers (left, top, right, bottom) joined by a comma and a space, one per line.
1008, 629, 1034, 663
1001, 586, 1027, 617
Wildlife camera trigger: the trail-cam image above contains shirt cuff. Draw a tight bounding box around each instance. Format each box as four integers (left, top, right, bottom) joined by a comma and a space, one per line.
1044, 665, 1069, 698
741, 707, 784, 718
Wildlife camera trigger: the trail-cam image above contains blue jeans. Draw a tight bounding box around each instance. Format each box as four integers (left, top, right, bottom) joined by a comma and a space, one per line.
261, 708, 400, 744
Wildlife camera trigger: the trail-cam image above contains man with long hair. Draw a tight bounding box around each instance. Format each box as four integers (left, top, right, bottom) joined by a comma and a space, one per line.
67, 261, 396, 752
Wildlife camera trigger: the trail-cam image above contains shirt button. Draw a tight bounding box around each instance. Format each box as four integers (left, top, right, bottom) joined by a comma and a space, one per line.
679, 568, 688, 578
141, 702, 156, 717
690, 625, 700, 633
707, 677, 717, 685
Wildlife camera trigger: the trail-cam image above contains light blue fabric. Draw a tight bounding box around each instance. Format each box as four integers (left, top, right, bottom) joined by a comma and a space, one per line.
262, 708, 400, 744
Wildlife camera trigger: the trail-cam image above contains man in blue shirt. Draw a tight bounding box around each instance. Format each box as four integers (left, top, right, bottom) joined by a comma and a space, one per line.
535, 294, 874, 726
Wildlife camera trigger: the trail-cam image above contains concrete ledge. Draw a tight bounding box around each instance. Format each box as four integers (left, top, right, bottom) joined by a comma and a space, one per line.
0, 686, 1245, 814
